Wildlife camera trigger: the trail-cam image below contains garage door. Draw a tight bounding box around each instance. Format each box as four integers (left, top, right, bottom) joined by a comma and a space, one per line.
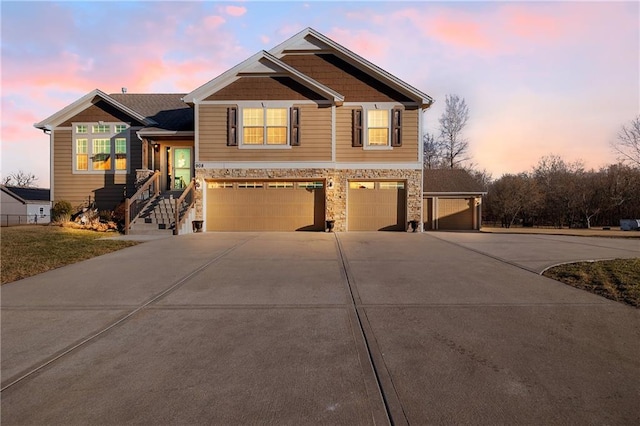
206, 181, 325, 231
437, 198, 474, 230
348, 181, 406, 231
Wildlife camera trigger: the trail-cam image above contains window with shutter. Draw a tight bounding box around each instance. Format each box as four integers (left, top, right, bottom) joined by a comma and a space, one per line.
391, 107, 402, 147
290, 107, 300, 146
227, 106, 238, 146
352, 109, 363, 147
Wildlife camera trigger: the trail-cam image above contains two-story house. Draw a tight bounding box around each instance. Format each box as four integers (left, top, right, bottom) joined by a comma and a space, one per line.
35, 27, 433, 232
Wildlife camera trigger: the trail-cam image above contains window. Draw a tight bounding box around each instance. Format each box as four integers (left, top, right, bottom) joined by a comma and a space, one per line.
349, 181, 375, 189
92, 139, 111, 170
298, 182, 323, 189
367, 110, 389, 146
76, 139, 88, 171
242, 107, 288, 146
73, 122, 128, 173
237, 182, 264, 189
208, 182, 234, 189
115, 138, 127, 170
353, 107, 403, 148
379, 181, 405, 190
267, 182, 294, 189
92, 124, 110, 133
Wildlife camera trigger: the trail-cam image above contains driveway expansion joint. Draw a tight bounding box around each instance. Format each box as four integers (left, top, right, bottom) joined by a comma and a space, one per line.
0, 235, 256, 393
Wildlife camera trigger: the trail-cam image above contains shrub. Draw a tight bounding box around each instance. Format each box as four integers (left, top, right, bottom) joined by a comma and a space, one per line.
99, 210, 114, 222
51, 200, 73, 223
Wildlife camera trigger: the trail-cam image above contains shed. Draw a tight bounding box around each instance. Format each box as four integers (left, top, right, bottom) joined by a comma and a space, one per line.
1, 185, 51, 226
423, 169, 486, 230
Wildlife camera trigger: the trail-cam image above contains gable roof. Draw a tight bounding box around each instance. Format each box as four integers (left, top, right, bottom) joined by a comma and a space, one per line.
423, 169, 486, 195
183, 50, 344, 105
269, 27, 434, 108
109, 94, 194, 132
1, 185, 50, 203
34, 91, 194, 133
34, 89, 154, 130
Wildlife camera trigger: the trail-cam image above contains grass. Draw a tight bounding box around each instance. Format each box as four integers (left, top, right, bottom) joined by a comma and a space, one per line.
543, 259, 640, 308
1, 225, 139, 285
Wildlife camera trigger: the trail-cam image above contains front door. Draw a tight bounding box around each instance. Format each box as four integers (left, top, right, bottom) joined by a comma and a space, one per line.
172, 147, 192, 190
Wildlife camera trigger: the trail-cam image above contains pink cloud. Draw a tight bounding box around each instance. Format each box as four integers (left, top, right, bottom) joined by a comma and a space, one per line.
225, 5, 246, 17
260, 35, 270, 44
327, 28, 391, 65
429, 17, 493, 53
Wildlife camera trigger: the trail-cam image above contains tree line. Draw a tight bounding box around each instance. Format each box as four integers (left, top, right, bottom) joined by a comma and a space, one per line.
484, 156, 640, 228
425, 97, 639, 229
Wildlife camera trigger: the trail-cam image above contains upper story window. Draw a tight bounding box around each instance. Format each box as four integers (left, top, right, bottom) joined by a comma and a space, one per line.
73, 123, 129, 173
352, 106, 402, 149
367, 110, 389, 146
227, 105, 300, 148
242, 107, 288, 145
92, 124, 111, 133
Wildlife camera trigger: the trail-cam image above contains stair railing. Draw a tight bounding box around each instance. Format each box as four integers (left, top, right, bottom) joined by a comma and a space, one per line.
124, 171, 161, 235
174, 178, 196, 235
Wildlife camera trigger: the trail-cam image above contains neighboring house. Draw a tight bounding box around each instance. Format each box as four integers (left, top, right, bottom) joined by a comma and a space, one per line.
1, 185, 51, 225
423, 169, 486, 230
35, 27, 433, 232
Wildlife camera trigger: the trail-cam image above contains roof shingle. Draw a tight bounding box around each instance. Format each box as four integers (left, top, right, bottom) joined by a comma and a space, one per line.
423, 169, 485, 194
109, 93, 194, 131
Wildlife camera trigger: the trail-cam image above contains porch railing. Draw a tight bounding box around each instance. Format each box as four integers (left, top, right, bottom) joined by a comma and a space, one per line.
174, 178, 196, 235
124, 171, 161, 235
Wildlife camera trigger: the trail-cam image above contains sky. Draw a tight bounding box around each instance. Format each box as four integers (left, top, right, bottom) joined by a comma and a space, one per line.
1, 1, 638, 188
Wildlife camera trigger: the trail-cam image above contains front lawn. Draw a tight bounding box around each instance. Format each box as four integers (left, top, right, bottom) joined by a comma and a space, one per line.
543, 258, 640, 308
1, 225, 138, 284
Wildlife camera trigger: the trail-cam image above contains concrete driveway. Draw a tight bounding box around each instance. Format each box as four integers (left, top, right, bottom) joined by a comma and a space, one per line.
2, 232, 639, 425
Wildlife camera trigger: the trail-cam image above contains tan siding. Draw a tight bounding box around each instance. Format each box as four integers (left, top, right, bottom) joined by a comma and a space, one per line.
336, 107, 419, 163
280, 54, 413, 103
205, 77, 326, 101
198, 104, 332, 162
53, 129, 136, 211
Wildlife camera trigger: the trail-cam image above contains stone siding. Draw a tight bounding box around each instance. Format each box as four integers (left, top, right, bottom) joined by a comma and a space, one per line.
195, 168, 422, 232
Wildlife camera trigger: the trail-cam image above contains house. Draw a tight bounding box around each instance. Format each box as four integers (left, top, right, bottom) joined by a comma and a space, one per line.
423, 169, 486, 230
35, 27, 433, 233
1, 185, 51, 226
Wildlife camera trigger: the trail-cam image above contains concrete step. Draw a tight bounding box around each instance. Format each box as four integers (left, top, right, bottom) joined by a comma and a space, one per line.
128, 222, 175, 235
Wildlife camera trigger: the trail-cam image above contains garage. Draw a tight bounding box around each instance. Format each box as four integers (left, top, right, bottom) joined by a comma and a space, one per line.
347, 181, 406, 231
423, 169, 487, 231
206, 181, 325, 231
424, 197, 475, 230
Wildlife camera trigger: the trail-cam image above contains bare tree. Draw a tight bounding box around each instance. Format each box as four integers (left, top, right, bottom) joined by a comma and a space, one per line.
2, 170, 39, 187
611, 116, 640, 167
439, 94, 470, 168
486, 173, 541, 228
423, 132, 443, 169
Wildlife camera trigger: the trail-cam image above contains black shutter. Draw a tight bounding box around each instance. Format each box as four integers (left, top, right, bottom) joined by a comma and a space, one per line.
290, 107, 300, 146
391, 107, 402, 147
227, 106, 237, 146
352, 108, 363, 147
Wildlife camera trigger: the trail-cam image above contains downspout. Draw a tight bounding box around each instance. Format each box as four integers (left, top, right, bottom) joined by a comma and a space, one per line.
39, 125, 54, 204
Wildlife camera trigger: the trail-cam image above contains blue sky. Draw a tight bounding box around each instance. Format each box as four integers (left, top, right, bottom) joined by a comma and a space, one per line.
2, 1, 638, 187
